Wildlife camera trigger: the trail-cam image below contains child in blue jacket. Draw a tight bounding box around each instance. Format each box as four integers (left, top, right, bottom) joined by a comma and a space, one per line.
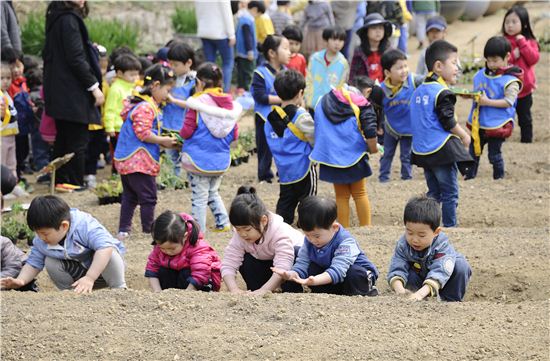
387, 196, 472, 301
272, 196, 379, 296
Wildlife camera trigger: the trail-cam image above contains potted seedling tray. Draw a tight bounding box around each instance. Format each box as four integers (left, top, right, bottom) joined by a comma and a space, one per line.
94, 178, 123, 205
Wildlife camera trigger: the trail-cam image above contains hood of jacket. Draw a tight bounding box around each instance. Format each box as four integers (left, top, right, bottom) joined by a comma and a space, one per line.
320, 88, 369, 124
192, 93, 242, 138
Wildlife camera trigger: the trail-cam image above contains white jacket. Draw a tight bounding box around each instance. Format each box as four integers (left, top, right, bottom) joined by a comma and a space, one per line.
195, 1, 235, 40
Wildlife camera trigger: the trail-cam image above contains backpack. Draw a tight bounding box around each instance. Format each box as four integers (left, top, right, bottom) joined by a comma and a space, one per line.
13, 91, 36, 135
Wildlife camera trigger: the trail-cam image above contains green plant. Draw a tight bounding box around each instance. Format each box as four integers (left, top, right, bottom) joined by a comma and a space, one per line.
238, 131, 256, 153
159, 153, 187, 190
94, 177, 123, 198
171, 6, 197, 34
1, 203, 34, 244
21, 11, 46, 56
20, 11, 140, 57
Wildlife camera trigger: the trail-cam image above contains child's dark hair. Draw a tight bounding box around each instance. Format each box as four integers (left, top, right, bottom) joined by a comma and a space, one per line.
358, 25, 391, 57
297, 196, 337, 232
152, 211, 200, 246
425, 40, 457, 72
381, 48, 407, 72
0, 47, 23, 64
138, 56, 153, 76
248, 1, 266, 13
403, 196, 441, 231
484, 36, 512, 59
502, 5, 537, 41
277, 1, 290, 6
322, 26, 346, 42
351, 76, 383, 124
25, 67, 43, 90
282, 25, 303, 43
229, 186, 269, 236
108, 46, 134, 72
167, 42, 196, 67
114, 53, 142, 73
27, 195, 71, 230
132, 64, 175, 102
259, 34, 285, 61
274, 69, 305, 101
22, 55, 41, 73
196, 62, 223, 89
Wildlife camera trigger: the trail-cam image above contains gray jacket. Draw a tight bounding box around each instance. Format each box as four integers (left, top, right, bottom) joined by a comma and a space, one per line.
331, 1, 357, 30
1, 236, 24, 278
1, 1, 21, 51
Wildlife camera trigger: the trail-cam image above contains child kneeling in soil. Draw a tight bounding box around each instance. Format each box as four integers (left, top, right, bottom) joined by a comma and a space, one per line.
221, 186, 304, 295
272, 196, 379, 296
0, 195, 127, 293
145, 211, 222, 292
387, 196, 472, 302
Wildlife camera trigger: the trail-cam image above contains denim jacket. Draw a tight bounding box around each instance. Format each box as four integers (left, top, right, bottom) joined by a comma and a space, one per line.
387, 231, 459, 293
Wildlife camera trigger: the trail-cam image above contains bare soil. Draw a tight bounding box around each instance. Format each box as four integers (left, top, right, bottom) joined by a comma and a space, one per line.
2, 3, 549, 360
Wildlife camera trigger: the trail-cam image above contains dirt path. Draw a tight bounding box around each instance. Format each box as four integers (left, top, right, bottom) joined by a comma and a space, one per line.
2, 3, 549, 360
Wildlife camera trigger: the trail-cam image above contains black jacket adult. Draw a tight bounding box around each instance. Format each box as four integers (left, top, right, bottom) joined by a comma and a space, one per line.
43, 4, 101, 125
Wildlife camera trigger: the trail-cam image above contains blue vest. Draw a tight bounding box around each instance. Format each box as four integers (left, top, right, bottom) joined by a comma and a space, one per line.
236, 12, 257, 58
162, 80, 195, 132
468, 69, 518, 129
251, 65, 277, 121
265, 107, 312, 184
381, 74, 415, 136
181, 112, 235, 173
114, 101, 161, 163
309, 98, 368, 168
410, 82, 455, 155
306, 227, 378, 277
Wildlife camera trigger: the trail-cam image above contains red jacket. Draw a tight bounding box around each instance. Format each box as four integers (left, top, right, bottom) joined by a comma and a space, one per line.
145, 214, 222, 290
505, 35, 540, 98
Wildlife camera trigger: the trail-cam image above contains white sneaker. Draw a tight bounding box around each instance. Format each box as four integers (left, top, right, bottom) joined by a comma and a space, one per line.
11, 185, 29, 197
85, 174, 97, 189
117, 232, 129, 242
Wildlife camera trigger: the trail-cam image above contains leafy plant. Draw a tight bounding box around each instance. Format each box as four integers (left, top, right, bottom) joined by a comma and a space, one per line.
94, 177, 123, 198
171, 6, 197, 34
21, 11, 46, 56
1, 203, 34, 245
159, 153, 187, 190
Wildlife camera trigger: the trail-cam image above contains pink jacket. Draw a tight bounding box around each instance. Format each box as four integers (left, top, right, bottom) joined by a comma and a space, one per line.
505, 35, 540, 98
145, 214, 222, 290
221, 212, 304, 278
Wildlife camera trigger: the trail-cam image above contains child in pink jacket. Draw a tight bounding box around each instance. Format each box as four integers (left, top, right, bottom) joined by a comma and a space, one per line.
221, 186, 304, 295
502, 5, 540, 143
145, 211, 222, 292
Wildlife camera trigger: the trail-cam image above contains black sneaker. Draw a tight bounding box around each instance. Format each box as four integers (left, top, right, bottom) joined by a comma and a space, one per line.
36, 174, 51, 184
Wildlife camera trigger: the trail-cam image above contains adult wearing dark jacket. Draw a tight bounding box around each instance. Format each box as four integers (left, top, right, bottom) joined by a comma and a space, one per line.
43, 0, 104, 187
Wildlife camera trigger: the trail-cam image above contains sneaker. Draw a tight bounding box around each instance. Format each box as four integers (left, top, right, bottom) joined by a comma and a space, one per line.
36, 174, 51, 184
11, 185, 29, 197
117, 232, 130, 242
212, 225, 231, 233
97, 155, 106, 169
84, 175, 97, 189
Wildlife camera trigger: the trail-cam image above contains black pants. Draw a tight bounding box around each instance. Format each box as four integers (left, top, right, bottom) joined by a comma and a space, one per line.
15, 133, 30, 178
516, 94, 533, 143
255, 114, 274, 182
239, 248, 303, 292
276, 166, 317, 225
52, 119, 90, 186
235, 57, 255, 90
85, 129, 106, 175
307, 263, 378, 296
157, 267, 213, 291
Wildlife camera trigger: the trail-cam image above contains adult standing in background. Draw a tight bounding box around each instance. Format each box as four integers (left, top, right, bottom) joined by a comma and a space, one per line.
195, 1, 236, 93
300, 0, 334, 60
1, 1, 21, 52
331, 1, 358, 60
412, 0, 439, 49
43, 0, 103, 187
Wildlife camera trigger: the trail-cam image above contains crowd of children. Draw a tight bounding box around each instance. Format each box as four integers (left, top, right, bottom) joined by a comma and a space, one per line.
0, 2, 543, 304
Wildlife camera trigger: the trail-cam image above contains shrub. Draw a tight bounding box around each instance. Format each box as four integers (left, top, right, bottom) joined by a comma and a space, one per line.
20, 11, 140, 56
171, 6, 197, 34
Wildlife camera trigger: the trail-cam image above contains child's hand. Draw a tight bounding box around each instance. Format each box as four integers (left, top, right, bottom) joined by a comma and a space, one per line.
247, 51, 255, 62
294, 276, 316, 286
229, 288, 246, 295
72, 275, 95, 294
408, 292, 425, 302
270, 267, 297, 281
249, 288, 270, 296
0, 277, 25, 289
478, 93, 490, 106
159, 136, 179, 149
107, 131, 116, 138
515, 34, 525, 41
461, 134, 471, 149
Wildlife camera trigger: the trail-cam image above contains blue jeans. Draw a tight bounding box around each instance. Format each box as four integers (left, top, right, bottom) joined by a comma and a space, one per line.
379, 133, 412, 182
30, 125, 51, 170
405, 255, 472, 301
167, 148, 182, 177
424, 163, 459, 227
187, 173, 229, 231
201, 38, 234, 92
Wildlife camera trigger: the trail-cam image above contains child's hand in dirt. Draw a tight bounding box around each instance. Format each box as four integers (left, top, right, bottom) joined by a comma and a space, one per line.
408, 291, 426, 302
72, 275, 95, 294
249, 288, 270, 296
0, 277, 25, 289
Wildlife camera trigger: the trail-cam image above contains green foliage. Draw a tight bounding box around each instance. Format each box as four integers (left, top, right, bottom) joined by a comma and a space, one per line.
159, 153, 187, 190
171, 6, 197, 35
21, 11, 46, 56
1, 203, 34, 244
94, 176, 123, 198
20, 11, 140, 57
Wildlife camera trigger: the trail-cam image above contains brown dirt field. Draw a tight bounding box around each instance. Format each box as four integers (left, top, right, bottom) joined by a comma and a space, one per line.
2, 3, 549, 360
